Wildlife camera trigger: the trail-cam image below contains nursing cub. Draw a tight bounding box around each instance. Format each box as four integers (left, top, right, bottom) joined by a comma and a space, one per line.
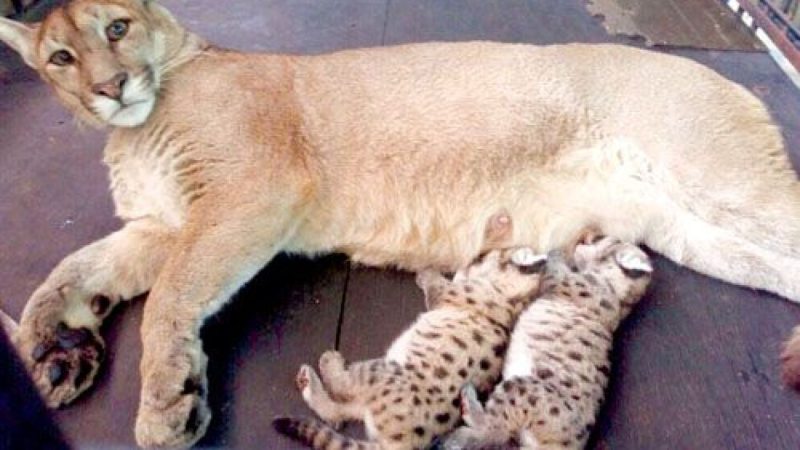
446, 234, 652, 449
275, 215, 548, 449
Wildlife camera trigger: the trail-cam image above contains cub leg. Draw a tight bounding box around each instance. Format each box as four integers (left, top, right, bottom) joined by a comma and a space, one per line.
134, 201, 303, 449
296, 364, 364, 426
318, 350, 387, 399
444, 385, 506, 450
14, 218, 174, 407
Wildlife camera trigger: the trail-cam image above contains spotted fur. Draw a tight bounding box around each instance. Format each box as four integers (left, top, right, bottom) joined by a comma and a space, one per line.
445, 235, 652, 450
275, 245, 547, 450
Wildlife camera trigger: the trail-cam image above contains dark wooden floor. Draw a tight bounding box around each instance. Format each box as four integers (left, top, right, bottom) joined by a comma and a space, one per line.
1, 0, 800, 449
586, 0, 763, 50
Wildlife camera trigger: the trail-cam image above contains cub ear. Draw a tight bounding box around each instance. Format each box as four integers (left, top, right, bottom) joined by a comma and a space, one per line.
415, 269, 448, 310
459, 383, 486, 428
614, 248, 653, 278
510, 247, 547, 274
0, 17, 39, 68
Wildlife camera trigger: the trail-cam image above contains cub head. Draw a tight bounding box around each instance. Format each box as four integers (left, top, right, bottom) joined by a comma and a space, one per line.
461, 246, 548, 304
0, 0, 193, 127
449, 210, 547, 303
548, 230, 653, 317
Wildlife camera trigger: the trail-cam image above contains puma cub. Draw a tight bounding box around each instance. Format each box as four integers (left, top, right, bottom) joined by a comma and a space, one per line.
446, 235, 652, 449
276, 216, 548, 449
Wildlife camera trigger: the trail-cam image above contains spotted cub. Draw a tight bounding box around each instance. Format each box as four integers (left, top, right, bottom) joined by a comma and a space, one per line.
445, 234, 652, 449
274, 236, 547, 449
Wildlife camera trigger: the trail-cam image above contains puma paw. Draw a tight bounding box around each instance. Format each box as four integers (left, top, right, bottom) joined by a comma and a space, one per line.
18, 321, 104, 407
136, 370, 210, 449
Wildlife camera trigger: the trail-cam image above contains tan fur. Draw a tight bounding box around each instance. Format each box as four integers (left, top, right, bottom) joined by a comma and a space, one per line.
2, 1, 800, 448
276, 242, 547, 450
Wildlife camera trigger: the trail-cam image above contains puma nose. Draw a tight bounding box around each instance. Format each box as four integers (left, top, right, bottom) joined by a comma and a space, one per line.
91, 73, 128, 100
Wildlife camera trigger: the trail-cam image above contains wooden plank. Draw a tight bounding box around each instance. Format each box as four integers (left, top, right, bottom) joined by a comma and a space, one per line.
337, 267, 424, 362
0, 86, 116, 321
384, 0, 612, 46
592, 255, 800, 449
166, 0, 390, 54
586, 0, 763, 50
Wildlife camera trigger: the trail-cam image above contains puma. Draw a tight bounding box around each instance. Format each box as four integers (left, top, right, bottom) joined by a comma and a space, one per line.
1, 1, 799, 448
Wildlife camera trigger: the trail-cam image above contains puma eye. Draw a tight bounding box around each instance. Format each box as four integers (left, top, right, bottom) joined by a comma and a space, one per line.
106, 19, 130, 42
49, 50, 75, 66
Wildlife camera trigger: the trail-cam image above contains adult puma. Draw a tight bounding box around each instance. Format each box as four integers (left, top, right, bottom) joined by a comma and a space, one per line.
1, 0, 799, 448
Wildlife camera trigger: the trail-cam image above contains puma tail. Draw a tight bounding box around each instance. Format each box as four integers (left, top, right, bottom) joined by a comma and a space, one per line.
273, 417, 379, 450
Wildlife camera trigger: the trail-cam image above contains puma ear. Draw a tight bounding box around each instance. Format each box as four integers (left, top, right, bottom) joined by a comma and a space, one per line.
614, 248, 653, 278
0, 17, 40, 68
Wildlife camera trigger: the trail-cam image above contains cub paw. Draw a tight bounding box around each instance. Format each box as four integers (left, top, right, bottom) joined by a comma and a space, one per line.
18, 321, 104, 408
318, 350, 345, 373
296, 364, 313, 392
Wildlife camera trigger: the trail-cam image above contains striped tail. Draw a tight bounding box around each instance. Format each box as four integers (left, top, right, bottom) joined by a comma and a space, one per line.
273, 417, 379, 450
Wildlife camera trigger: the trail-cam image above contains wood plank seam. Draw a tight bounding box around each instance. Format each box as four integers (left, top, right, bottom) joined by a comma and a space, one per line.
334, 262, 352, 350
380, 0, 392, 46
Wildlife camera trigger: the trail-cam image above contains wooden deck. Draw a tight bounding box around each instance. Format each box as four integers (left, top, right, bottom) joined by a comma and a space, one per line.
1, 1, 800, 449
